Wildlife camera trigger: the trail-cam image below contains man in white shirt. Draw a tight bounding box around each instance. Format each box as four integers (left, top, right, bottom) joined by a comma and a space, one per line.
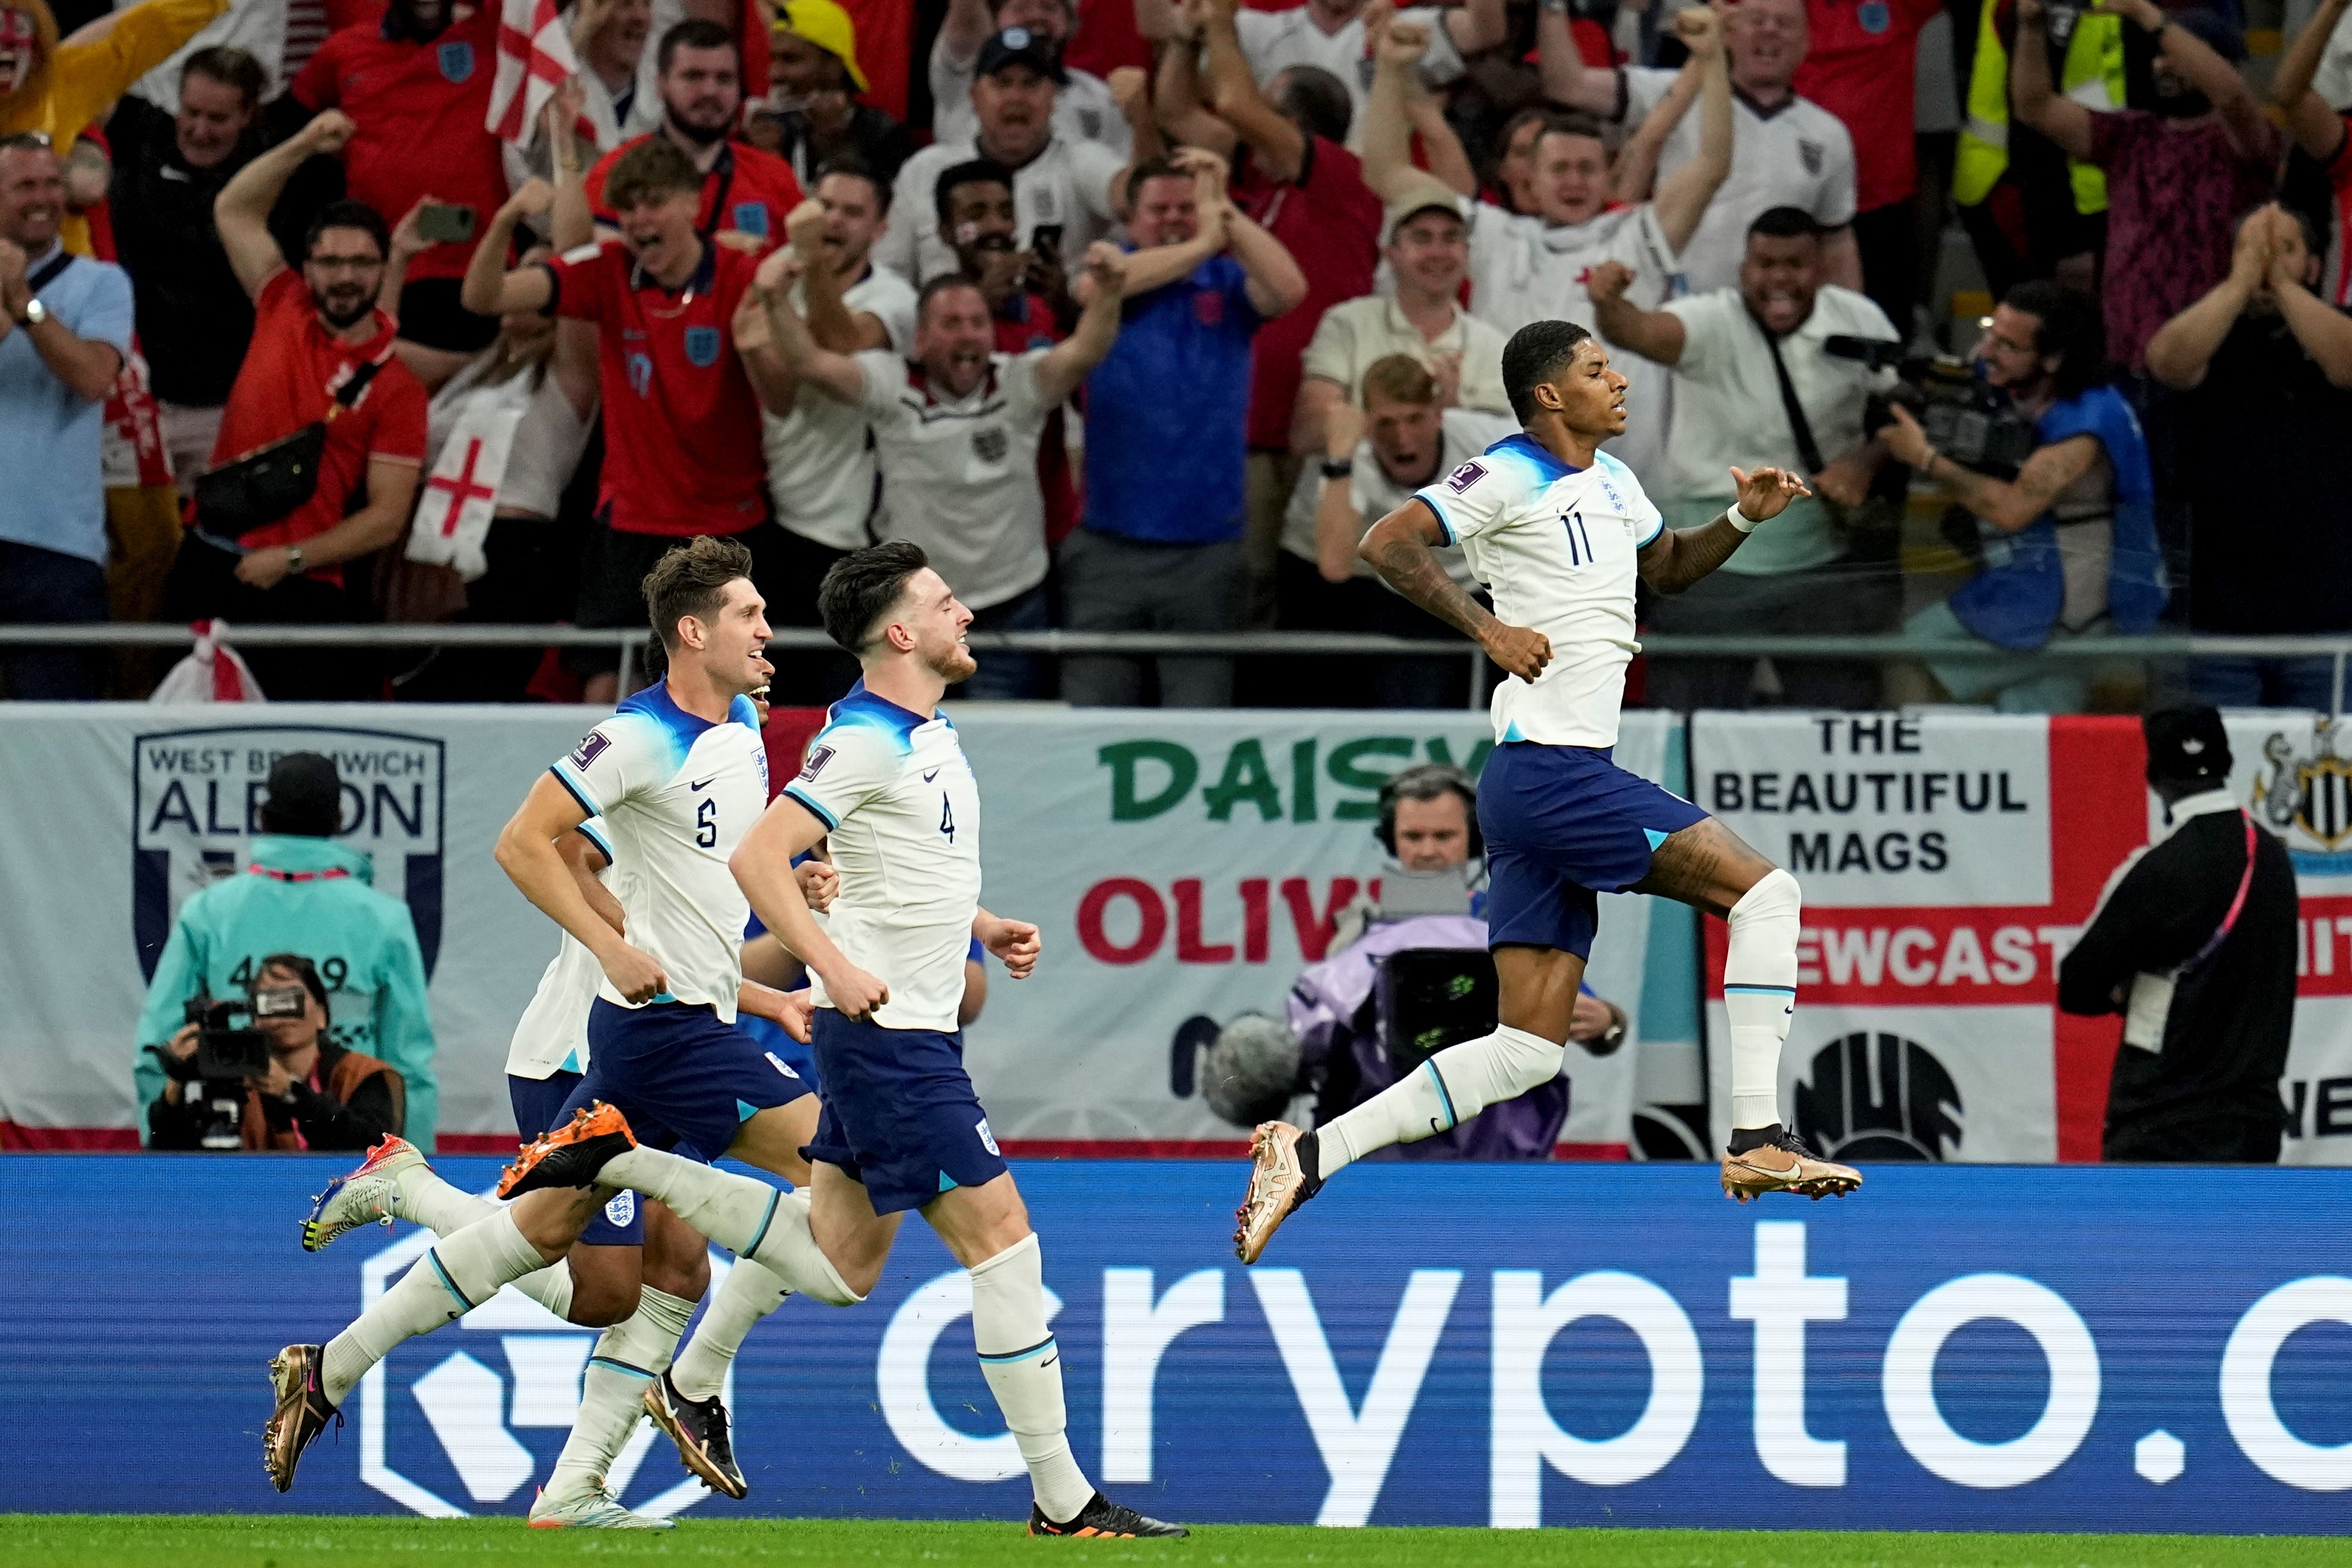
1292, 192, 1511, 456
753, 162, 919, 702
1588, 204, 1900, 710
761, 242, 1128, 698
1196, 0, 1506, 144
932, 0, 1129, 153
1361, 12, 1731, 480
876, 27, 1130, 286
1538, 0, 1859, 295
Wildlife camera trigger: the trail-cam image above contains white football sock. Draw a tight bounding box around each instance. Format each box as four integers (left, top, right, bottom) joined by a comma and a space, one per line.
970, 1234, 1093, 1523
1723, 867, 1802, 1133
601, 1147, 862, 1306
541, 1285, 699, 1506
320, 1209, 546, 1405
391, 1165, 575, 1322
670, 1260, 792, 1402
1317, 1026, 1564, 1177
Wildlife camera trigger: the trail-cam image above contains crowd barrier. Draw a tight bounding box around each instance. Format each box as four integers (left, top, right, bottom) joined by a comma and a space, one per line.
2, 1156, 2348, 1533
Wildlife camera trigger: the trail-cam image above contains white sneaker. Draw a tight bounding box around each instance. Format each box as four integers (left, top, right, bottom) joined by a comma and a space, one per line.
301, 1135, 426, 1252
528, 1485, 674, 1529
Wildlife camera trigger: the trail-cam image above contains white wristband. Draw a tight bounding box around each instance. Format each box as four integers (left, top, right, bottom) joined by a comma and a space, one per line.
1728, 503, 1764, 534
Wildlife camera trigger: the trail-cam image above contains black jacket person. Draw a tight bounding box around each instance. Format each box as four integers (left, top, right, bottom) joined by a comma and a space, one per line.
2060, 706, 2297, 1163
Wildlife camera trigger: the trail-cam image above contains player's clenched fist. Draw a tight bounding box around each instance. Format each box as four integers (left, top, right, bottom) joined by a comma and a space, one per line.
980, 914, 1043, 980
1729, 465, 1811, 525
599, 941, 669, 1005
1481, 621, 1553, 683
821, 961, 890, 1022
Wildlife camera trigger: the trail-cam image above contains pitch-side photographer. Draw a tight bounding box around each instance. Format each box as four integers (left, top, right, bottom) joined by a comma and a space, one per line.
1882, 280, 2166, 712
148, 954, 406, 1151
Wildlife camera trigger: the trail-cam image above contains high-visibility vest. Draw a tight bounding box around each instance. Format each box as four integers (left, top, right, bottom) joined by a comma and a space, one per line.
1953, 0, 2126, 215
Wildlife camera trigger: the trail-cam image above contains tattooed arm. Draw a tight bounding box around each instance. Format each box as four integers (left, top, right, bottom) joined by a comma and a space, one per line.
1638, 466, 1811, 595
1360, 499, 1553, 681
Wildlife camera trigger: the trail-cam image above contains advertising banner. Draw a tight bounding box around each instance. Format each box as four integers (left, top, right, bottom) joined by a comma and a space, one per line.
0, 706, 1671, 1154
4, 1156, 2350, 1534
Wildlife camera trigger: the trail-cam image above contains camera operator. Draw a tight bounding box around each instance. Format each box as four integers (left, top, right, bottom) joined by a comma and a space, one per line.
1587, 206, 1900, 710
1197, 764, 1625, 1160
133, 752, 439, 1148
1882, 279, 2166, 712
149, 954, 406, 1151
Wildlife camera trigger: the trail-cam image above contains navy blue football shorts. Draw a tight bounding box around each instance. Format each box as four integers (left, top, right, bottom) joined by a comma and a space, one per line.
803, 1009, 1009, 1216
1478, 740, 1708, 961
562, 999, 814, 1167
510, 1069, 645, 1247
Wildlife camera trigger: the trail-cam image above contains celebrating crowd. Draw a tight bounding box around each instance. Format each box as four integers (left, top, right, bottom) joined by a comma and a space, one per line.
2, 0, 2348, 711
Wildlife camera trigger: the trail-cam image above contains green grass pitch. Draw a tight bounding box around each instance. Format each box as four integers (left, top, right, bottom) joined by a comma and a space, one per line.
0, 1517, 2339, 1568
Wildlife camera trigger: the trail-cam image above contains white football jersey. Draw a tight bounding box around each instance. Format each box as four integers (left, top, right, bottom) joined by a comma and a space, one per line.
781, 682, 982, 1033
1414, 433, 1664, 749
550, 683, 770, 1021
506, 819, 620, 1080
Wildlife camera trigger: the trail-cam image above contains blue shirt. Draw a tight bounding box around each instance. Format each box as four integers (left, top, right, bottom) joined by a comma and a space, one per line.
0, 247, 134, 566
1082, 253, 1260, 544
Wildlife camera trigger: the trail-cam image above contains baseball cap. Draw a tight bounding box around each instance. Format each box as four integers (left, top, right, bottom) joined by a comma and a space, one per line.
776, 0, 868, 94
977, 26, 1066, 84
1384, 191, 1470, 245
2143, 706, 2234, 787
261, 752, 345, 838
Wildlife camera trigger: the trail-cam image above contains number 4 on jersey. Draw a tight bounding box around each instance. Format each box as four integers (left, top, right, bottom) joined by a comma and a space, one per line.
939, 793, 955, 843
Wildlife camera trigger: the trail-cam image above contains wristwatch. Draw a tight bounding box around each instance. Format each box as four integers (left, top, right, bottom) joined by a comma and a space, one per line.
18, 296, 46, 327
1321, 457, 1354, 480
286, 545, 307, 575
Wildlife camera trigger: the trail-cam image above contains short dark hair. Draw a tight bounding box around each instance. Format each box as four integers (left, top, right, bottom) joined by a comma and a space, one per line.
1123, 153, 1191, 209
605, 135, 702, 210
1376, 762, 1480, 857
1272, 65, 1351, 146
814, 153, 889, 213
302, 199, 390, 264
918, 271, 986, 321
818, 541, 931, 654
934, 157, 1016, 229
1500, 319, 1593, 422
254, 952, 333, 1024
1536, 111, 1607, 149
182, 45, 269, 108
1747, 205, 1825, 243
658, 18, 737, 74
2001, 278, 2107, 399
642, 535, 755, 651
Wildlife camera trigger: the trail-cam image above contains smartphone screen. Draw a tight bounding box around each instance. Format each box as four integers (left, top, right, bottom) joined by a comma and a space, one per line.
418, 203, 477, 244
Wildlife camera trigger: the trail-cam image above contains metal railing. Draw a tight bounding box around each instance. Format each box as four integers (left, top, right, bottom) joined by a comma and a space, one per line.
4, 624, 2348, 715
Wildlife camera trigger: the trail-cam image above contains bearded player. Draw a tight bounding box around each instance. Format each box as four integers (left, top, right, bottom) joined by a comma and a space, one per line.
1235, 319, 1861, 1264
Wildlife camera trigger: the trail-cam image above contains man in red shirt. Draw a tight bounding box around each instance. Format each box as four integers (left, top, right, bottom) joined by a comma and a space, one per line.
291, 0, 509, 355
163, 108, 427, 701
1792, 0, 1943, 335
584, 19, 805, 255
1161, 0, 1380, 624
465, 135, 797, 703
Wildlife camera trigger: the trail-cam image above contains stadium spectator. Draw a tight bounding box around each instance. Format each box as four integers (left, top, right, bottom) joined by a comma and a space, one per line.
2268, 0, 2352, 309
761, 169, 918, 703
1281, 354, 1508, 708
0, 130, 130, 701
565, 0, 661, 152
389, 160, 597, 701
1363, 12, 1730, 482
288, 0, 510, 358
1791, 0, 1944, 331
462, 134, 799, 705
133, 752, 440, 1151
104, 46, 276, 490
932, 0, 1129, 154
756, 243, 1132, 700
165, 110, 427, 702
1882, 279, 2165, 712
2010, 0, 2276, 376
583, 20, 806, 255
2061, 707, 2297, 1165
0, 0, 229, 258
1482, 106, 1549, 216
1063, 147, 1304, 708
1540, 0, 1861, 294
148, 952, 406, 1152
758, 0, 913, 188
1289, 192, 1509, 459
2145, 204, 2352, 710
877, 26, 1128, 288
1206, 0, 1504, 141
1158, 5, 1380, 624
1588, 206, 1901, 711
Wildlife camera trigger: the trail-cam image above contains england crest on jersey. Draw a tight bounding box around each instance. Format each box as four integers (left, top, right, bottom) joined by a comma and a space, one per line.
684, 326, 721, 368
439, 41, 475, 83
